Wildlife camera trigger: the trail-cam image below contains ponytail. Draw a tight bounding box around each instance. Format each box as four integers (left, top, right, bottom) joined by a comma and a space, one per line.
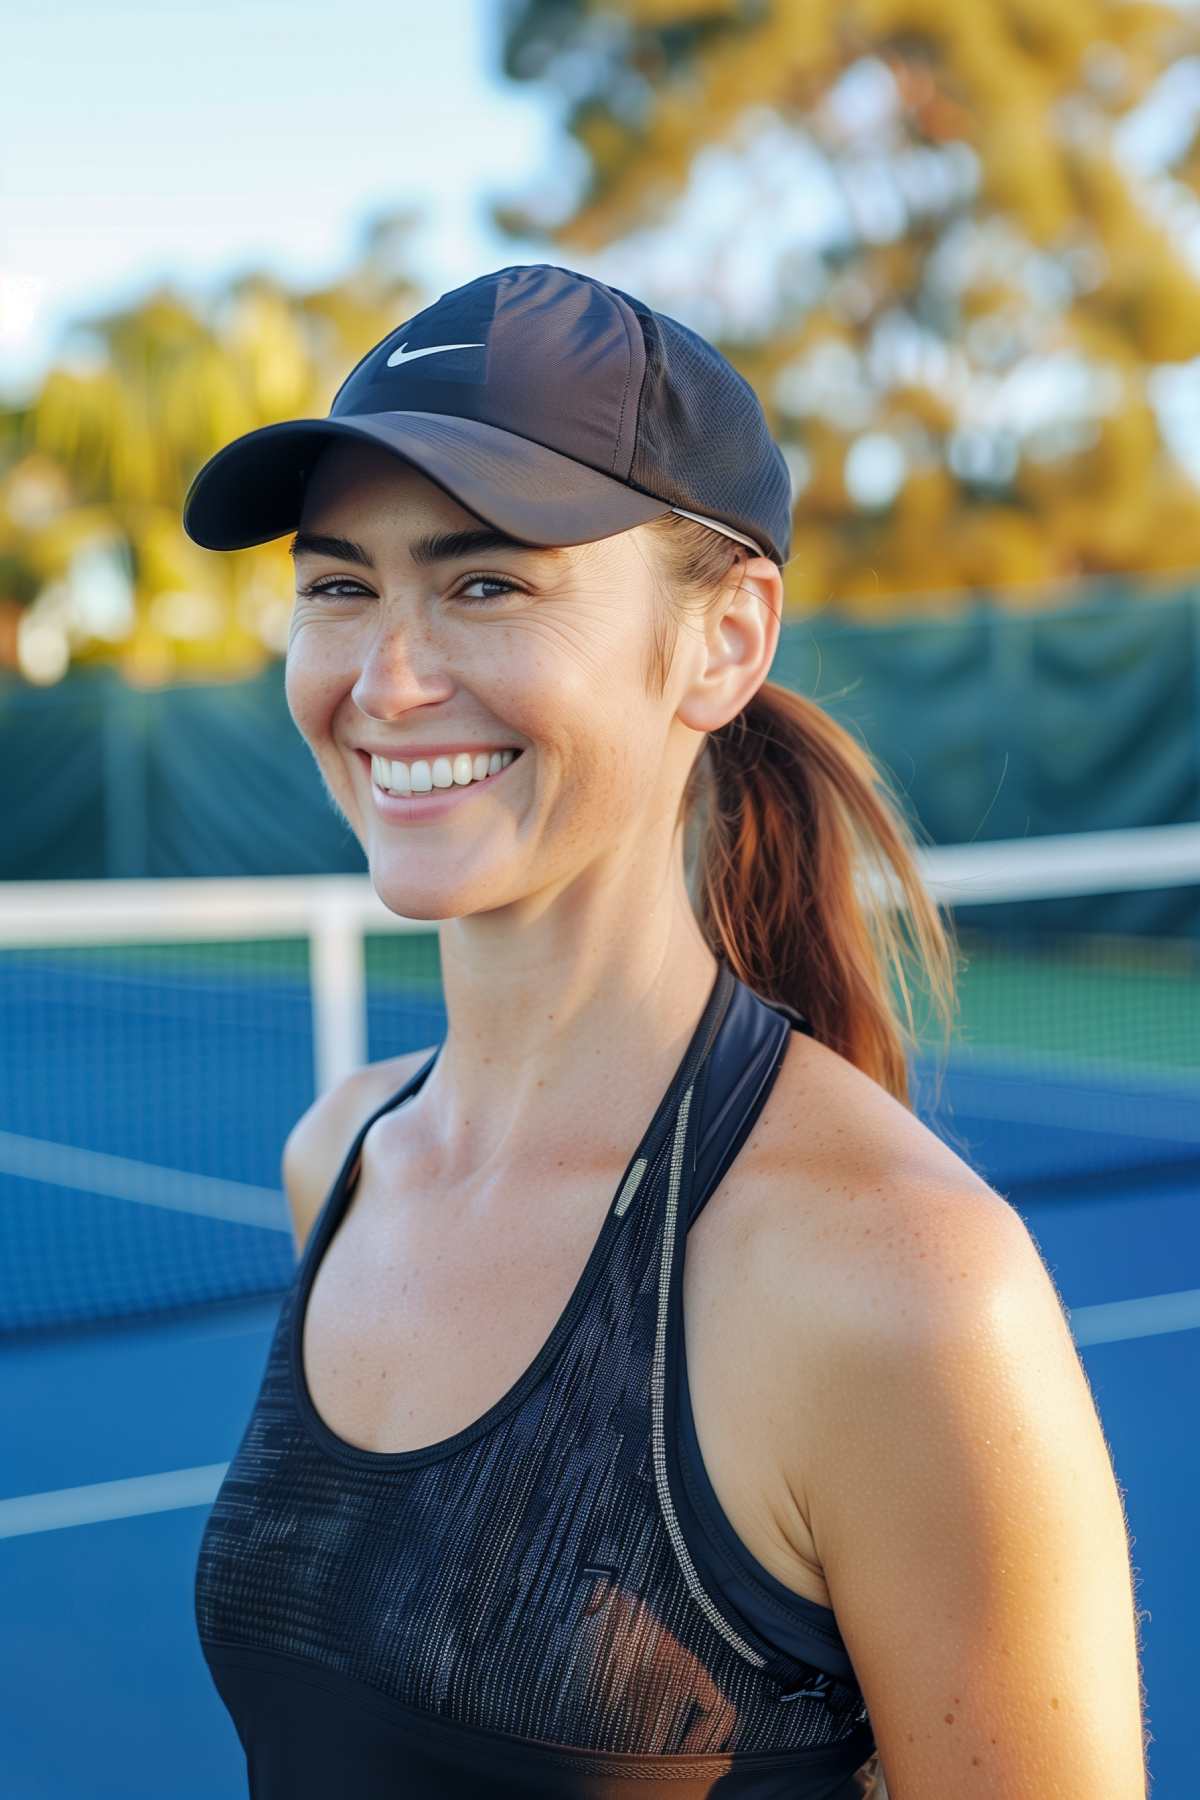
642, 512, 958, 1109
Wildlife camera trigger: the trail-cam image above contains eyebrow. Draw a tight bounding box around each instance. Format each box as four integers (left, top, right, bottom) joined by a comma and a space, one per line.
287, 527, 568, 569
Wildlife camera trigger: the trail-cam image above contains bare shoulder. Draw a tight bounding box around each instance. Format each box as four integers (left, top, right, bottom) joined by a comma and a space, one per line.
759, 1028, 1021, 1313
759, 1036, 1147, 1794
281, 1044, 438, 1255
757, 1030, 1067, 1435
764, 1012, 1074, 1328
743, 1029, 1037, 1509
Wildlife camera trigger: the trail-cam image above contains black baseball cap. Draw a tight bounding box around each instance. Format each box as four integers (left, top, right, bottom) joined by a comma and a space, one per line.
182, 263, 793, 565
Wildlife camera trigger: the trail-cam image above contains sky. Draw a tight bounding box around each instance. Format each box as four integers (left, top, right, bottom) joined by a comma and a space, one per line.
0, 0, 566, 398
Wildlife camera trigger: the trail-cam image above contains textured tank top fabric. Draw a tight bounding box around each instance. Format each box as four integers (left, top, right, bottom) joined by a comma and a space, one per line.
195, 962, 876, 1796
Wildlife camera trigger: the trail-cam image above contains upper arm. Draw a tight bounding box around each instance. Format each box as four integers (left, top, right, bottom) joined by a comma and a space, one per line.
805, 1193, 1147, 1798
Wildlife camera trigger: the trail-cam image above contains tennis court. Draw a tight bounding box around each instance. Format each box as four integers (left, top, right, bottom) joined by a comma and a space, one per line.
1, 825, 1196, 1797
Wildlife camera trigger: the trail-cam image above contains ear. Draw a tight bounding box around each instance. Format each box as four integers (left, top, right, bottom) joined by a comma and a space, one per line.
675, 556, 782, 735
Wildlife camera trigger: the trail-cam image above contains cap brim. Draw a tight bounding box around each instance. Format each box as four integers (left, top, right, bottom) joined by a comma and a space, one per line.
182, 410, 671, 552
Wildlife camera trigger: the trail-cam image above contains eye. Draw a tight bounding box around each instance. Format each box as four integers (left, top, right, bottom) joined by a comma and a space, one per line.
454, 574, 522, 606
295, 574, 522, 605
296, 577, 371, 601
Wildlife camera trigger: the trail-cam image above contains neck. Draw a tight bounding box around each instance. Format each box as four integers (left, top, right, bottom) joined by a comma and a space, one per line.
409, 861, 720, 1192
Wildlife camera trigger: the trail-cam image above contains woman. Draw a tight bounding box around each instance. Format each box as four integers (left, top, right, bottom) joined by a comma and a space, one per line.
184, 264, 1146, 1797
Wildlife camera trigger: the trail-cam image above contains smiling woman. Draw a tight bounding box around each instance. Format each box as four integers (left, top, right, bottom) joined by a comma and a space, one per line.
180, 264, 1148, 1800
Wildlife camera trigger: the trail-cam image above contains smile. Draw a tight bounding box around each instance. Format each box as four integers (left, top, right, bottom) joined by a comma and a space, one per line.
357, 748, 524, 820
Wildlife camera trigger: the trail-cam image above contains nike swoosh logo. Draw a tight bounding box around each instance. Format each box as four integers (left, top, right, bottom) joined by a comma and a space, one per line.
386, 340, 484, 368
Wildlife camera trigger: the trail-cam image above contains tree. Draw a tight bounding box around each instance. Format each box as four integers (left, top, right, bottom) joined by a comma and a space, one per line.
0, 209, 428, 682
493, 0, 1200, 612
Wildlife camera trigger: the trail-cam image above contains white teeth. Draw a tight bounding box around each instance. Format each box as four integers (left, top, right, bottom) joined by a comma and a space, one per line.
370, 749, 518, 797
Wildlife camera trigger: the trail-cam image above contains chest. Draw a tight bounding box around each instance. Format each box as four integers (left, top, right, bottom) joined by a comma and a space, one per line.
300, 1096, 835, 1613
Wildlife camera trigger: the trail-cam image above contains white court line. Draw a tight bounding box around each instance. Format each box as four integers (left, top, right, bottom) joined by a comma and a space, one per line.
0, 1129, 289, 1231
1069, 1287, 1200, 1346
2, 1288, 1198, 1541
0, 1463, 229, 1539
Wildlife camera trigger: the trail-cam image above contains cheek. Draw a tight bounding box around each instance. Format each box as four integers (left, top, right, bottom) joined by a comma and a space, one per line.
284, 636, 345, 745
525, 646, 661, 794
539, 713, 657, 832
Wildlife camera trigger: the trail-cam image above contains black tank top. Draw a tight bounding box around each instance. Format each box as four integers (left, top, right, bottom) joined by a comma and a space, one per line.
195, 962, 876, 1796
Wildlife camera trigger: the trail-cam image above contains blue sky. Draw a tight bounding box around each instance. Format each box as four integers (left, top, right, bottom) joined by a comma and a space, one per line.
0, 0, 566, 398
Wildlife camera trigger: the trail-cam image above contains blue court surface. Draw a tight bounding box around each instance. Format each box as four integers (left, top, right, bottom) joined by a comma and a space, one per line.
0, 961, 1196, 1796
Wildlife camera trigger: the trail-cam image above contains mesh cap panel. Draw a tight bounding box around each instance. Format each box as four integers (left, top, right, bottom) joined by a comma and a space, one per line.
620, 296, 793, 565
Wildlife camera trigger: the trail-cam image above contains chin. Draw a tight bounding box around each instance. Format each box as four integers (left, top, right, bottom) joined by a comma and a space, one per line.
367, 868, 487, 925
369, 885, 450, 924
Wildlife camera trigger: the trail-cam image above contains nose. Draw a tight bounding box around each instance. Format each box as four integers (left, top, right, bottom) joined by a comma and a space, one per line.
349, 610, 456, 721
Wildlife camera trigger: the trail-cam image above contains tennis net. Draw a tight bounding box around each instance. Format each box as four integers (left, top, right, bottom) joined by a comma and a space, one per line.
1, 822, 1196, 1335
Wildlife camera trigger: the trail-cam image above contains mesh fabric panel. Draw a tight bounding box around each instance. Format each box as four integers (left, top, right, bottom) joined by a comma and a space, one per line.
618, 294, 794, 566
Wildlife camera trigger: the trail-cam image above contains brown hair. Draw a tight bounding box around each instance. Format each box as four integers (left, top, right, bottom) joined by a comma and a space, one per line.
639, 511, 958, 1110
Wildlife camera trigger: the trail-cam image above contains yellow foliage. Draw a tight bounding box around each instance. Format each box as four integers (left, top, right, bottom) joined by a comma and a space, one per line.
881, 385, 956, 435
1131, 262, 1200, 362
976, 107, 1078, 243
891, 464, 958, 535
781, 520, 841, 613
117, 619, 176, 688
853, 0, 949, 38
1106, 1, 1191, 70
130, 508, 214, 598
997, 0, 1103, 73
1133, 488, 1200, 569
744, 0, 838, 74
799, 422, 852, 515
1077, 399, 1160, 497
832, 563, 892, 612
576, 110, 638, 186
605, 0, 737, 19
540, 0, 1200, 610
7, 0, 1200, 669
225, 285, 313, 419
0, 238, 424, 677
948, 505, 1060, 588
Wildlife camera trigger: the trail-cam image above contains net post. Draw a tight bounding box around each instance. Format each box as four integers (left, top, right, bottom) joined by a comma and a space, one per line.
309, 903, 366, 1097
